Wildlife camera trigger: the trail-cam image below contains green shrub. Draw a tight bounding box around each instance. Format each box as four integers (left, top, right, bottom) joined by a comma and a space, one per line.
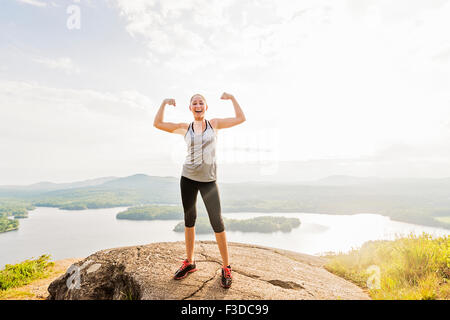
0, 254, 54, 290
324, 233, 450, 300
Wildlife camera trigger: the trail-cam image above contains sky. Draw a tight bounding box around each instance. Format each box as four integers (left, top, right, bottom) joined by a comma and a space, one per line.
1, 0, 450, 185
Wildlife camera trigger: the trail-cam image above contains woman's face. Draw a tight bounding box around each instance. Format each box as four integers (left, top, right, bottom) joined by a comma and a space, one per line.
190, 95, 207, 120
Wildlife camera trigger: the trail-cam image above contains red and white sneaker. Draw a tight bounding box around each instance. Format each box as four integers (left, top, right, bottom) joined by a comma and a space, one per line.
174, 259, 197, 280
221, 265, 232, 288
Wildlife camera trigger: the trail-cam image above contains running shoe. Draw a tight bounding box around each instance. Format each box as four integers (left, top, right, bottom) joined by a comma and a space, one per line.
221, 265, 232, 288
174, 259, 197, 280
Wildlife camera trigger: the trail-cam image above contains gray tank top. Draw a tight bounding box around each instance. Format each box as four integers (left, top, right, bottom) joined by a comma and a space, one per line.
181, 119, 217, 182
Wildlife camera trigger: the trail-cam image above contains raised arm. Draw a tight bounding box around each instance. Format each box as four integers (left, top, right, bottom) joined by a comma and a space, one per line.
210, 92, 246, 130
153, 98, 189, 135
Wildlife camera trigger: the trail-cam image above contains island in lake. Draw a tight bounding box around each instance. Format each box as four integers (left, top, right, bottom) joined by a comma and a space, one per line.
115, 205, 301, 234
0, 217, 19, 233
116, 205, 183, 220
173, 216, 301, 234
0, 202, 35, 233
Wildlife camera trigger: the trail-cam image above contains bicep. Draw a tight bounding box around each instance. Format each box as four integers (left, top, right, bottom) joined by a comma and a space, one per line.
154, 122, 189, 135
210, 117, 244, 130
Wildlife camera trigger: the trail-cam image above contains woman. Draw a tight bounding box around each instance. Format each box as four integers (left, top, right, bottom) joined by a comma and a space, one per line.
153, 92, 246, 288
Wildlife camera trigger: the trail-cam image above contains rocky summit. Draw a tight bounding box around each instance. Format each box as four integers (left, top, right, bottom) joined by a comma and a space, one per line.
47, 241, 370, 300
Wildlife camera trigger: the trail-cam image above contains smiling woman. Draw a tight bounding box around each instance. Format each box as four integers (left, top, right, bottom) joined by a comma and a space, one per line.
190, 93, 208, 117
153, 92, 246, 288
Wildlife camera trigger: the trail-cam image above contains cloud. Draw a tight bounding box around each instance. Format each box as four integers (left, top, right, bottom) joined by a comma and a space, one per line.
110, 0, 450, 77
16, 0, 47, 7
432, 47, 450, 63
33, 57, 81, 75
111, 0, 320, 73
1, 79, 153, 114
0, 79, 177, 185
0, 80, 155, 146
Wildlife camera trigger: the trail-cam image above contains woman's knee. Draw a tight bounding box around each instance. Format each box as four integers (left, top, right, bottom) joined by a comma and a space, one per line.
211, 217, 225, 233
213, 225, 225, 233
184, 211, 196, 228
185, 221, 196, 228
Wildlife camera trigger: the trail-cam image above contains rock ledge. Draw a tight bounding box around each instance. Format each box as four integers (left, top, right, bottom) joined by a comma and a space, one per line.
47, 241, 370, 300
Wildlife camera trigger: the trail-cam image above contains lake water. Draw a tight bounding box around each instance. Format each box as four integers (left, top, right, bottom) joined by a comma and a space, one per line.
0, 206, 449, 269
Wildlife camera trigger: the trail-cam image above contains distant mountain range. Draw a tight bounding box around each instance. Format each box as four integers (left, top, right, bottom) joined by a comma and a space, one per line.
0, 176, 117, 191
2, 173, 450, 194
0, 174, 177, 196
306, 175, 450, 187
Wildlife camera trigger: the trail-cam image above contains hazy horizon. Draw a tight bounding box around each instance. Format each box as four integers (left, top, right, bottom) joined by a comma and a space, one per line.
2, 0, 450, 185
4, 162, 450, 188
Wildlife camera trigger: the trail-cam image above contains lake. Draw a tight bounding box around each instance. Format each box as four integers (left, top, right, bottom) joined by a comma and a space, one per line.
0, 206, 448, 269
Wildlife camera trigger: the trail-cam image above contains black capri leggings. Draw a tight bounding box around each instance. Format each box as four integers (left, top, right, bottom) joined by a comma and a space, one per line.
180, 175, 225, 233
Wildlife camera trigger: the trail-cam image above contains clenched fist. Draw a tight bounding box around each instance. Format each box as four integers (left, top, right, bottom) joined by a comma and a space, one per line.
220, 92, 234, 100
163, 98, 176, 106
